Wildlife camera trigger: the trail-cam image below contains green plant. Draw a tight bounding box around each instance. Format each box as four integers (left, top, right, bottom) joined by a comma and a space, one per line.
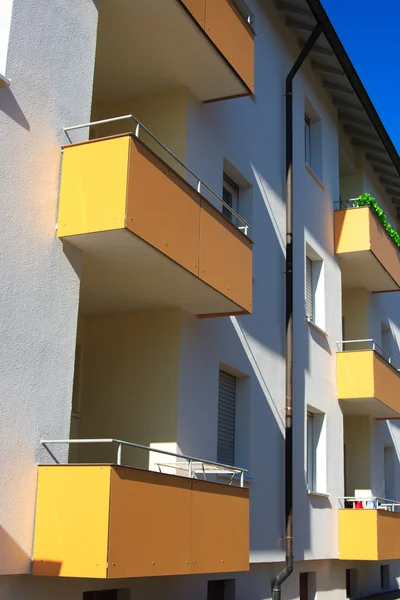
354, 193, 400, 249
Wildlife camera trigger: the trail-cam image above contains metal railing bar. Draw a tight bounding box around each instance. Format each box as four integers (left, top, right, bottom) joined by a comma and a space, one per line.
336, 339, 400, 371
63, 115, 250, 230
40, 438, 247, 475
338, 496, 400, 510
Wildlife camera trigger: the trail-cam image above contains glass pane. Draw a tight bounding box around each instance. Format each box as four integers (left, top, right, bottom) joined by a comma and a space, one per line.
223, 186, 233, 221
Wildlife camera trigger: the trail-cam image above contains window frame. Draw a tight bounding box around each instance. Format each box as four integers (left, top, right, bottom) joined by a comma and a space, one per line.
217, 370, 237, 467
222, 174, 239, 224
306, 411, 316, 492
305, 245, 325, 331
306, 406, 326, 494
304, 115, 312, 167
304, 98, 323, 182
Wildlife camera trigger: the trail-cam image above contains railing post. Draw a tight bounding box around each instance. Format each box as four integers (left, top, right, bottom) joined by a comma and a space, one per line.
135, 122, 140, 138
188, 459, 193, 479
117, 443, 122, 466
197, 180, 201, 194
372, 341, 376, 351
240, 471, 244, 488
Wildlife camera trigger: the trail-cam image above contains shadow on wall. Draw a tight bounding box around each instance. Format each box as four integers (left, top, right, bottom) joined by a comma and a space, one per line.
0, 87, 30, 131
0, 525, 31, 575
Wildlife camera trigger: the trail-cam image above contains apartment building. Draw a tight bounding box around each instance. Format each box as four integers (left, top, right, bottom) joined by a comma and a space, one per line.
1, 0, 400, 599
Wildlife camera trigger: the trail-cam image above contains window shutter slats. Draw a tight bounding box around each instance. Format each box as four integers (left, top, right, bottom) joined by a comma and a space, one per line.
217, 371, 236, 466
306, 257, 314, 321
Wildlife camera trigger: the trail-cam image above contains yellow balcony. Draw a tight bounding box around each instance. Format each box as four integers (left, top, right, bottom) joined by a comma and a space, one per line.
337, 345, 400, 418
334, 207, 400, 292
339, 508, 400, 560
32, 464, 249, 578
57, 129, 252, 317
93, 0, 254, 103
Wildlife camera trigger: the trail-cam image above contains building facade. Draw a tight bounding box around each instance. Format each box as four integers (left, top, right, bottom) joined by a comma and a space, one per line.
1, 0, 400, 599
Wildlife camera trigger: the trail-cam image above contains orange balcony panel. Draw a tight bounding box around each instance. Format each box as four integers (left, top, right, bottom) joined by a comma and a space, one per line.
107, 469, 192, 578
191, 479, 249, 573
203, 0, 254, 93
57, 135, 252, 317
337, 350, 400, 418
182, 0, 206, 26
339, 509, 400, 560
199, 202, 252, 312
126, 140, 200, 277
334, 207, 400, 292
32, 465, 250, 579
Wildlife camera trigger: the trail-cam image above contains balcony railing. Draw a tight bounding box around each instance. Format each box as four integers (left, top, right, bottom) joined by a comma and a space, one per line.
334, 200, 400, 291
336, 339, 400, 418
41, 438, 247, 487
339, 496, 400, 511
339, 496, 400, 560
64, 115, 250, 235
58, 115, 253, 316
33, 439, 250, 578
231, 0, 254, 26
336, 339, 400, 372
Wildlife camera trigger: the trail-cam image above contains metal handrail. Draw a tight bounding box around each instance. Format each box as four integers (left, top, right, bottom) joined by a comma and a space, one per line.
336, 339, 400, 371
338, 496, 400, 511
63, 115, 250, 234
40, 438, 247, 487
334, 198, 359, 210
232, 0, 254, 27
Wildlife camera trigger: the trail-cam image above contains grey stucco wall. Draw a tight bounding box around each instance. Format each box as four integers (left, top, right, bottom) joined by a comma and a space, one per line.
0, 0, 98, 574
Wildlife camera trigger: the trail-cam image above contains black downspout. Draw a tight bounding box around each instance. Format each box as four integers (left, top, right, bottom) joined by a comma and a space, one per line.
272, 22, 323, 600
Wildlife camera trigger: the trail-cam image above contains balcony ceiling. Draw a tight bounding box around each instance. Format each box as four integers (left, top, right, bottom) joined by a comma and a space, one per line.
275, 0, 400, 217
70, 230, 242, 316
93, 0, 249, 103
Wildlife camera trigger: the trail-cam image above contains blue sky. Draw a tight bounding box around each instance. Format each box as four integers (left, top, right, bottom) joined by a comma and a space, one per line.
322, 0, 400, 153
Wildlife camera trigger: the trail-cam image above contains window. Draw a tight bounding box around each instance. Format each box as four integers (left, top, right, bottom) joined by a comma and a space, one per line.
208, 579, 235, 600
381, 322, 392, 358
217, 371, 236, 466
72, 344, 83, 417
384, 445, 395, 500
380, 564, 390, 590
83, 592, 118, 600
306, 407, 326, 493
307, 412, 316, 491
305, 246, 325, 330
304, 99, 322, 181
306, 256, 314, 322
83, 590, 130, 600
346, 569, 358, 599
222, 175, 239, 224
305, 115, 312, 166
300, 572, 316, 600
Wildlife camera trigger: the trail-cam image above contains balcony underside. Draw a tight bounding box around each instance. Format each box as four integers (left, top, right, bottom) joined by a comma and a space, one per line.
339, 397, 399, 420
338, 249, 399, 292
93, 0, 253, 104
66, 229, 244, 316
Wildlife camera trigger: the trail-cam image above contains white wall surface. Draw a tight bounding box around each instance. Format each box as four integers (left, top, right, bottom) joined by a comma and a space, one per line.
0, 560, 355, 600
0, 0, 98, 574
175, 0, 343, 564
